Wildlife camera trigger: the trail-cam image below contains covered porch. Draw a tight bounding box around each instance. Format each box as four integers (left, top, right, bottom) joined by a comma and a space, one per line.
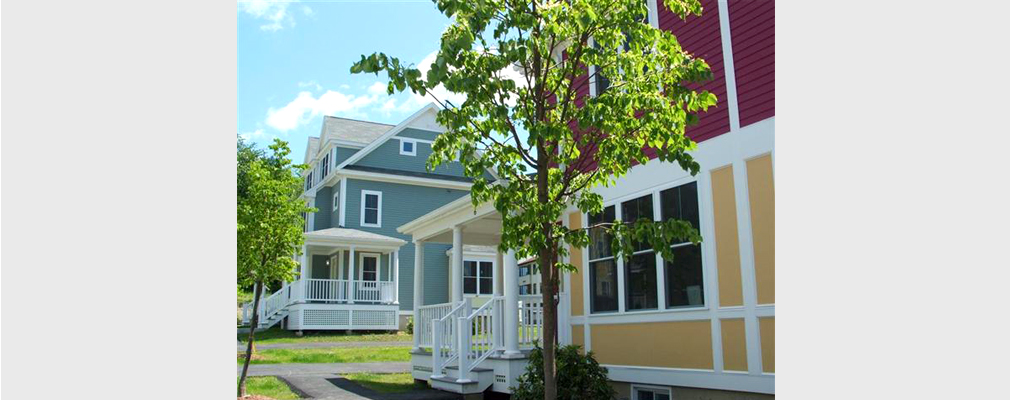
397, 196, 570, 394
243, 228, 405, 331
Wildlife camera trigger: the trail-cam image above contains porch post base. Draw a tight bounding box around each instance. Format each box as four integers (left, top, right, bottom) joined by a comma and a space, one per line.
501, 350, 523, 358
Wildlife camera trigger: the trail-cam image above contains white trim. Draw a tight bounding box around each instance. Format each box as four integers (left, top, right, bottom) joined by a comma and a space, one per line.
631, 384, 671, 400
398, 138, 418, 156
337, 168, 472, 191
333, 190, 340, 212
732, 157, 763, 376
339, 178, 348, 226
606, 365, 774, 395
717, 0, 741, 132
360, 190, 383, 228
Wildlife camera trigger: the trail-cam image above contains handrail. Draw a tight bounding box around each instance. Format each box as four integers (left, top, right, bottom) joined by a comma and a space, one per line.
458, 297, 504, 377
417, 301, 458, 347
431, 300, 469, 378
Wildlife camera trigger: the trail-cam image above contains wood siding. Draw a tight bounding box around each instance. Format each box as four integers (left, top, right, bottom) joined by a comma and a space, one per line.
659, 0, 731, 142
729, 0, 775, 127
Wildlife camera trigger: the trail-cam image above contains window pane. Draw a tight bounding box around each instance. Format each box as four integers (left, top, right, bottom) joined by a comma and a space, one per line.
365, 209, 378, 224
655, 393, 669, 400
665, 245, 704, 307
479, 261, 493, 278
625, 252, 658, 310
590, 259, 618, 312
660, 182, 700, 244
636, 390, 654, 400
365, 193, 378, 208
464, 277, 477, 294
464, 261, 477, 277
621, 194, 654, 252
479, 277, 492, 294
588, 206, 615, 260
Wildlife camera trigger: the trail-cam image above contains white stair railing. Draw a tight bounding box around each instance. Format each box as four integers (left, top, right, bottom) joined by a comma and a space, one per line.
259, 284, 293, 323
458, 297, 504, 379
431, 299, 469, 378
416, 301, 459, 348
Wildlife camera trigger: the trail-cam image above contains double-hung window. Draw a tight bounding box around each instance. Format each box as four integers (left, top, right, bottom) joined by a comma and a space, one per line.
322, 153, 329, 176
588, 205, 618, 313
621, 194, 658, 311
660, 181, 704, 308
360, 190, 382, 227
463, 260, 493, 295
632, 385, 671, 400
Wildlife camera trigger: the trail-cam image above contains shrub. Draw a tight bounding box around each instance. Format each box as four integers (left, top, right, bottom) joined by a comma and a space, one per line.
406, 316, 414, 334
511, 343, 615, 400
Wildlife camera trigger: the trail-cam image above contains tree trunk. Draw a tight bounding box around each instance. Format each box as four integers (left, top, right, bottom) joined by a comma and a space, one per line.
238, 280, 263, 397
540, 246, 558, 400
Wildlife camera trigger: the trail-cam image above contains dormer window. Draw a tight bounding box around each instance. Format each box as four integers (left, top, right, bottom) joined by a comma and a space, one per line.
399, 139, 417, 156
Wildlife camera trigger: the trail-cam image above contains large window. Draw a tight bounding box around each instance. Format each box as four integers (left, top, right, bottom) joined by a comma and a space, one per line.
660, 182, 704, 308
464, 260, 493, 295
360, 190, 382, 227
621, 195, 658, 311
359, 254, 378, 283
589, 205, 618, 312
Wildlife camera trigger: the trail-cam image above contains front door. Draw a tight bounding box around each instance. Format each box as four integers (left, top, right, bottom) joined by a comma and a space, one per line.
358, 254, 380, 300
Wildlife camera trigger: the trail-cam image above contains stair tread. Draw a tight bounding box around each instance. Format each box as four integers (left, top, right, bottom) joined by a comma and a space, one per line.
443, 366, 493, 372
429, 375, 481, 385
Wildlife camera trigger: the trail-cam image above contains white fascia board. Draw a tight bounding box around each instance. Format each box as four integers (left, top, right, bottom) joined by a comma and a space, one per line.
334, 168, 472, 191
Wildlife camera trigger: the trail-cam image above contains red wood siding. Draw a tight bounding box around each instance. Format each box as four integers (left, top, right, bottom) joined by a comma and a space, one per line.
729, 0, 775, 127
659, 0, 731, 143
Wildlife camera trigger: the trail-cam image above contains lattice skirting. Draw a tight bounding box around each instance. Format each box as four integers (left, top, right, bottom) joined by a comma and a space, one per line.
288, 307, 398, 330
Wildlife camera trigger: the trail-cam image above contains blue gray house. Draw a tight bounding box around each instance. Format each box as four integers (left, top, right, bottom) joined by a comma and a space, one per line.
242, 104, 489, 331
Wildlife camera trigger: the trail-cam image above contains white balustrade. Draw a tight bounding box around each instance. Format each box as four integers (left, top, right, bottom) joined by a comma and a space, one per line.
299, 279, 396, 304
417, 301, 458, 348
459, 297, 504, 377
517, 295, 545, 348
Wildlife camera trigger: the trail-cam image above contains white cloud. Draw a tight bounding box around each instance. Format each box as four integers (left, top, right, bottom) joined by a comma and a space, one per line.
298, 80, 323, 91
266, 89, 380, 132
240, 129, 269, 141
367, 82, 388, 96
239, 0, 309, 32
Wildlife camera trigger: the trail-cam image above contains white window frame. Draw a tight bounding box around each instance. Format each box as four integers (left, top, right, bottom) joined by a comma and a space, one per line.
462, 258, 495, 297
358, 253, 380, 287
399, 138, 417, 156
333, 191, 340, 212
360, 190, 382, 228
631, 384, 671, 400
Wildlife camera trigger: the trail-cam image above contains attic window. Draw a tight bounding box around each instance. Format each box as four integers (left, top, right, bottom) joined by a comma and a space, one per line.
399, 139, 416, 156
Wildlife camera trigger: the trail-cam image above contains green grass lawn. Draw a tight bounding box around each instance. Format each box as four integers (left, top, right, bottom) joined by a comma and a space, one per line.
242, 376, 301, 399
343, 373, 425, 393
239, 346, 410, 364
239, 327, 411, 344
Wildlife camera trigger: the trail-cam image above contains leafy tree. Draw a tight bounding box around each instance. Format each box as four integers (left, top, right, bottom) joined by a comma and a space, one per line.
237, 139, 315, 397
237, 135, 266, 293
512, 344, 615, 400
352, 1, 712, 398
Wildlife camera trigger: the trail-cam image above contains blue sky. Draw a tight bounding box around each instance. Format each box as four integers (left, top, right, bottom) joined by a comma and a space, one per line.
238, 0, 457, 163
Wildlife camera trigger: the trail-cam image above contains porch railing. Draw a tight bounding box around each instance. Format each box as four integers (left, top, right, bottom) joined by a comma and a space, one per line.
416, 301, 461, 348
301, 279, 396, 304
430, 300, 469, 378
260, 284, 292, 321
518, 295, 544, 348
458, 297, 504, 378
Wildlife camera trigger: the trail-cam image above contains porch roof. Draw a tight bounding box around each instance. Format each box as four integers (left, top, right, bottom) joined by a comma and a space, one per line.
397, 194, 502, 245
304, 227, 407, 250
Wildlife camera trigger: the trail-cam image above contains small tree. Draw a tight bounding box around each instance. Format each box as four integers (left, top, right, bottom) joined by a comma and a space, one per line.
237, 139, 315, 397
353, 1, 711, 399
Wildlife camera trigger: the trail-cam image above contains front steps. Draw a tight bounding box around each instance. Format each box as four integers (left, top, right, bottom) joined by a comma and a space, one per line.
428, 365, 495, 395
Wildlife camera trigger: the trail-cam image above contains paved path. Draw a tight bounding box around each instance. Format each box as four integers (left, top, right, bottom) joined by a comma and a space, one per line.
240, 362, 410, 377
238, 341, 411, 351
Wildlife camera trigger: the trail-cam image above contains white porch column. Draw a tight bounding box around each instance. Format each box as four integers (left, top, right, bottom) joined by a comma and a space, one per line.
451, 226, 464, 303
348, 245, 356, 304
503, 248, 521, 357
299, 245, 308, 301
412, 241, 425, 351
494, 250, 504, 296
393, 250, 400, 304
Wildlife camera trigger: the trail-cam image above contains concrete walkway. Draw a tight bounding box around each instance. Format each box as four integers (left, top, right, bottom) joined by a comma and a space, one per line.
238, 341, 411, 351
239, 362, 460, 400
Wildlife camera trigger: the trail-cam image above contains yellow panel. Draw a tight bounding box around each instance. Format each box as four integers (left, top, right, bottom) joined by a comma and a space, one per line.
571, 323, 585, 352
747, 155, 775, 305
569, 212, 584, 316
760, 317, 775, 373
711, 166, 743, 307
591, 321, 713, 369
720, 319, 748, 371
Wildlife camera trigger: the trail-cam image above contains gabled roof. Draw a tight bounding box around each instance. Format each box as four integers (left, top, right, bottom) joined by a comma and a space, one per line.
321, 116, 393, 146
304, 227, 407, 248
335, 103, 442, 170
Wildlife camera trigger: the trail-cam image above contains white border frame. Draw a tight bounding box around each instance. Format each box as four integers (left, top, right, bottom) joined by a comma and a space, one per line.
360, 190, 383, 228
358, 252, 381, 286
461, 258, 496, 297
631, 384, 672, 400
398, 138, 417, 156
333, 190, 340, 212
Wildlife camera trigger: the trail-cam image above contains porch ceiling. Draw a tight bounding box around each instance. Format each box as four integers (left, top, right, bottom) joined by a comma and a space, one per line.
397, 193, 503, 246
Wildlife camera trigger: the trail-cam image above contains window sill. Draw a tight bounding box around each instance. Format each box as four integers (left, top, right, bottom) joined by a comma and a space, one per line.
588, 305, 708, 318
